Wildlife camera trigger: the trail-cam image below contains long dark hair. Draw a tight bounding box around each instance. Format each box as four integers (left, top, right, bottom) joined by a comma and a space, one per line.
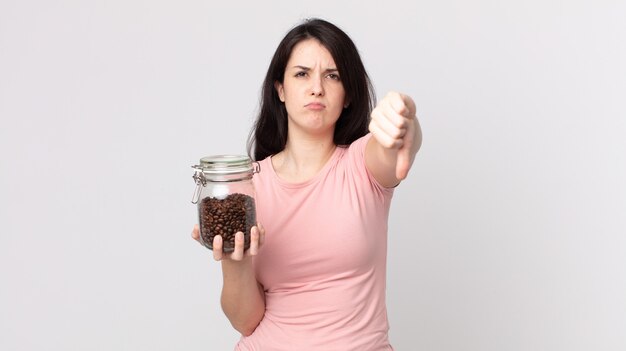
247, 18, 375, 161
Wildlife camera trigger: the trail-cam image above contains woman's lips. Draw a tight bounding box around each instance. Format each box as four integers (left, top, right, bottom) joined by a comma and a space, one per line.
305, 102, 326, 111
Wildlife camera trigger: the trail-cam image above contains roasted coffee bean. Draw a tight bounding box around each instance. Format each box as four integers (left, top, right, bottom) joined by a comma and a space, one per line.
198, 193, 256, 252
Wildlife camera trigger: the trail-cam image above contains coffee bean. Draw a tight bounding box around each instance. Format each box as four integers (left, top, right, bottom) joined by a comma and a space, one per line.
198, 193, 256, 252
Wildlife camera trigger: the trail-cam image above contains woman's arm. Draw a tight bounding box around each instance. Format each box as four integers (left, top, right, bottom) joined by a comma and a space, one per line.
192, 225, 266, 336
365, 91, 422, 187
220, 256, 265, 336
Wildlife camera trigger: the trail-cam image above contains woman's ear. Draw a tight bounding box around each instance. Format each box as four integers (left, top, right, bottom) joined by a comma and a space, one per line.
274, 81, 285, 102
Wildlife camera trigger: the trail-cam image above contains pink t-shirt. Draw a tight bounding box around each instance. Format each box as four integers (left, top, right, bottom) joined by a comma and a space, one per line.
236, 133, 394, 351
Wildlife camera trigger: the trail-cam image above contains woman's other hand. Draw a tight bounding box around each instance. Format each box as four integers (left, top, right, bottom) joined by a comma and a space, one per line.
191, 223, 265, 261
369, 91, 422, 181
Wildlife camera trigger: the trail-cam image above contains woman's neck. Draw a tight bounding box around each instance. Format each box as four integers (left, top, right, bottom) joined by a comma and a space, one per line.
272, 134, 336, 183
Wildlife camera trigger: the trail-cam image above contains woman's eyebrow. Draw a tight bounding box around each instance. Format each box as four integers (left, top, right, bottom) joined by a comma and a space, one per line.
292, 65, 309, 70
291, 65, 338, 73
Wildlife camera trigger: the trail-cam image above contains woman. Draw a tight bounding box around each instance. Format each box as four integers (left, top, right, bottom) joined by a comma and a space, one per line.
192, 18, 422, 350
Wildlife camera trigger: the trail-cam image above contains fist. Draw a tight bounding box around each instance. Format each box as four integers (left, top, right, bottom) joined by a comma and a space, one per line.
369, 91, 421, 180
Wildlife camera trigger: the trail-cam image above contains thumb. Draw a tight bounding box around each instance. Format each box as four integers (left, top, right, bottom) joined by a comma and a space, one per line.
396, 147, 410, 180
395, 122, 415, 180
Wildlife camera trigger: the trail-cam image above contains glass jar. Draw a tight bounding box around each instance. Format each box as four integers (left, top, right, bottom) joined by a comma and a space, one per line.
191, 155, 259, 252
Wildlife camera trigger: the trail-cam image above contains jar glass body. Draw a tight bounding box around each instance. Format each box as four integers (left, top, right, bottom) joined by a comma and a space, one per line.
192, 156, 257, 252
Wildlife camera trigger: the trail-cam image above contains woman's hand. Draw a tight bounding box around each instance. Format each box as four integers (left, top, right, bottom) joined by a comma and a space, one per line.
368, 91, 422, 181
191, 223, 266, 261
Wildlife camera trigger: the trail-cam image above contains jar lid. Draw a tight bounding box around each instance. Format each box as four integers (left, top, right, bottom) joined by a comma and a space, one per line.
194, 155, 254, 175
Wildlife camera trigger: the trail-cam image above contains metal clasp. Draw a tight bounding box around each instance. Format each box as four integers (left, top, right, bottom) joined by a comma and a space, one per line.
191, 167, 206, 204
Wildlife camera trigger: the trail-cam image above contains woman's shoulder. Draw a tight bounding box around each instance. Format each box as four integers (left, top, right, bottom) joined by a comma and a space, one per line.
253, 155, 273, 178
342, 133, 372, 157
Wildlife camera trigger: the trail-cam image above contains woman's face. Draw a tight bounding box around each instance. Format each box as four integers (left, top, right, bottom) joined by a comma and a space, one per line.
275, 39, 347, 137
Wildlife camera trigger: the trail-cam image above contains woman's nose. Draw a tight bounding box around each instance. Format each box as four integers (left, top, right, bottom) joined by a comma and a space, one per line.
310, 77, 324, 96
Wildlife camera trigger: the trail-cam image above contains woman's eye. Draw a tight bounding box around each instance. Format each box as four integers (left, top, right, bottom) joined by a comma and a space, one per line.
295, 72, 307, 77
327, 73, 340, 80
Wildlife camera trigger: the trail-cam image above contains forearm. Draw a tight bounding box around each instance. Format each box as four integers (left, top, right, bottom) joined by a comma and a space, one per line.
220, 258, 266, 336
366, 139, 402, 187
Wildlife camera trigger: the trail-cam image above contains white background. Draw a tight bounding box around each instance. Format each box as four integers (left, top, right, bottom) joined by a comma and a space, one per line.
1, 0, 625, 350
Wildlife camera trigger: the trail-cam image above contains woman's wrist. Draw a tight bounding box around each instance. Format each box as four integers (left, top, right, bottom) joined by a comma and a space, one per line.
221, 256, 255, 282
